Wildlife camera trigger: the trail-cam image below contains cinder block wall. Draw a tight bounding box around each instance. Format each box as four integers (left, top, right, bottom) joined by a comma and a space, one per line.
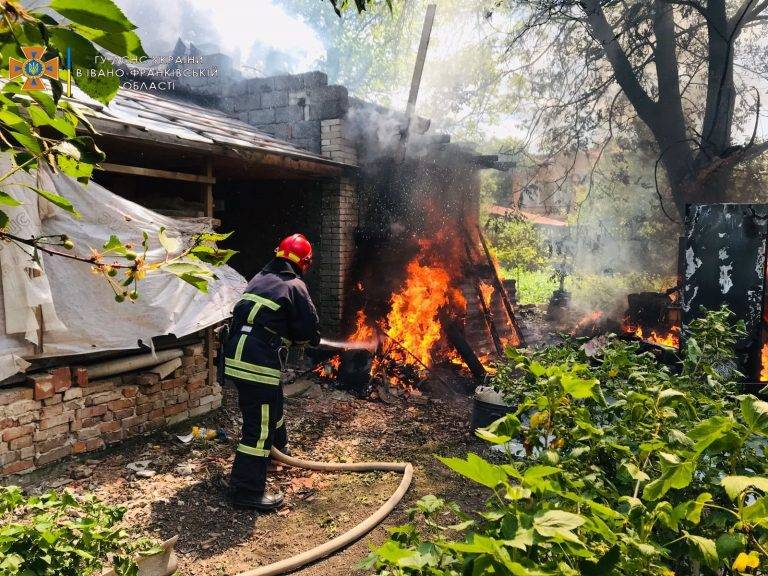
0, 343, 222, 478
219, 71, 349, 154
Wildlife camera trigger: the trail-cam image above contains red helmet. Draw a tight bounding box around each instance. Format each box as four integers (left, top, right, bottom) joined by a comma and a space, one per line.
275, 233, 313, 273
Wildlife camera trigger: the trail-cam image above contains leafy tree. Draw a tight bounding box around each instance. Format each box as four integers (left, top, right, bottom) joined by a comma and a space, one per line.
282, 0, 520, 139
486, 215, 550, 273
0, 0, 234, 299
484, 0, 768, 218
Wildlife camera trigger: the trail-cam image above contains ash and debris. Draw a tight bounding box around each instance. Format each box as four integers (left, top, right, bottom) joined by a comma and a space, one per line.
18, 377, 486, 576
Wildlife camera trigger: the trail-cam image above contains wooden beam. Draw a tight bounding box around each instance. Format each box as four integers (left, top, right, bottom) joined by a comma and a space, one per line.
100, 162, 216, 184
394, 4, 436, 163
203, 157, 217, 389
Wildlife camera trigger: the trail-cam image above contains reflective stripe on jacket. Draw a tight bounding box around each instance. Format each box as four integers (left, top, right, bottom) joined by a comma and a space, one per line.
224, 258, 320, 384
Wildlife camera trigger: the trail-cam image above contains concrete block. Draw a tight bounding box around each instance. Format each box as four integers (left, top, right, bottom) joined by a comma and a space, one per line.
302, 71, 328, 88
261, 90, 288, 108
275, 105, 305, 123
245, 77, 275, 93
248, 108, 275, 124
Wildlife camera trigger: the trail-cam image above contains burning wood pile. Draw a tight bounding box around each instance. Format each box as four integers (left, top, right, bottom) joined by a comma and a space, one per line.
315, 231, 524, 397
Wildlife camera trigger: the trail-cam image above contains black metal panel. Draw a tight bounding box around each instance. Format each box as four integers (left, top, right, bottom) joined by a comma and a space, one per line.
682, 204, 768, 374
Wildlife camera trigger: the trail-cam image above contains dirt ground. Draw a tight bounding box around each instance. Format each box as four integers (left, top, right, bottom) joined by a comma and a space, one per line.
21, 374, 487, 576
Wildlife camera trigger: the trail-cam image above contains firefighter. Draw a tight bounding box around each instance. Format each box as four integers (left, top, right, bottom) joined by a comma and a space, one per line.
225, 233, 320, 510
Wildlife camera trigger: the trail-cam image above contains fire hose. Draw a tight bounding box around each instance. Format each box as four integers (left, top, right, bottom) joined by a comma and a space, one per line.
235, 448, 414, 576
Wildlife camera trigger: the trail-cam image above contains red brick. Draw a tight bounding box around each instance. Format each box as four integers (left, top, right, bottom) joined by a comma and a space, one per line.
29, 374, 55, 401
164, 402, 188, 417
71, 367, 88, 387
43, 394, 62, 406
2, 424, 34, 442
34, 423, 69, 442
0, 418, 15, 430
99, 420, 120, 433
38, 413, 71, 431
181, 356, 196, 368
63, 388, 83, 401
87, 390, 122, 406
50, 367, 71, 393
2, 459, 33, 475
85, 438, 105, 451
136, 403, 153, 415
72, 441, 88, 454
137, 373, 160, 387
75, 426, 101, 441
103, 429, 123, 444
194, 356, 208, 368
112, 408, 135, 420
35, 445, 71, 466
6, 399, 39, 419
189, 386, 213, 400
161, 378, 185, 391
121, 386, 138, 398
41, 403, 64, 419
9, 435, 33, 450
186, 378, 205, 392
107, 398, 135, 412
78, 405, 108, 419
121, 414, 147, 430
37, 435, 68, 453
0, 387, 33, 406
148, 408, 164, 421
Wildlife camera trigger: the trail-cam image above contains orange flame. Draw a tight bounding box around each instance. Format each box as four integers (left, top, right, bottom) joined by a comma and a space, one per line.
572, 310, 603, 335
622, 318, 680, 348
383, 259, 455, 367
479, 281, 494, 308
760, 342, 768, 382
349, 309, 375, 342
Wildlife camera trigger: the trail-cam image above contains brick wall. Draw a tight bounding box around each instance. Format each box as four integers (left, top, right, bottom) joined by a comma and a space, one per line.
319, 176, 358, 333
0, 343, 221, 478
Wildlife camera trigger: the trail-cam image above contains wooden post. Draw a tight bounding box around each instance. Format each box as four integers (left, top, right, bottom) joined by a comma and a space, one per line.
394, 4, 437, 163
203, 158, 217, 386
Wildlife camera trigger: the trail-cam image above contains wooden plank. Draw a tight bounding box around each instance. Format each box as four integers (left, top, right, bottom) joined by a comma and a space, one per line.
476, 225, 527, 347
101, 162, 216, 184
203, 157, 218, 388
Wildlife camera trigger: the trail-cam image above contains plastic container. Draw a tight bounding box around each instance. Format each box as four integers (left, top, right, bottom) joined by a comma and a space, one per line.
471, 387, 515, 430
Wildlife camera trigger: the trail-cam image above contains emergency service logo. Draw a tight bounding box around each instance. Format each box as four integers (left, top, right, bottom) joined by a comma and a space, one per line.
8, 46, 59, 91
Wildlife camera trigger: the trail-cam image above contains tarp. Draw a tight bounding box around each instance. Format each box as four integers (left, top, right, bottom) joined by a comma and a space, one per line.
0, 155, 246, 379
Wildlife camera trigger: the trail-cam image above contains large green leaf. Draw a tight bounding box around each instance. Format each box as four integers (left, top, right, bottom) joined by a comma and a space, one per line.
48, 28, 119, 104
436, 453, 508, 489
560, 373, 597, 399
740, 395, 768, 436
27, 186, 80, 218
475, 414, 521, 445
642, 453, 695, 501
70, 24, 146, 59
684, 533, 719, 568
50, 0, 136, 32
533, 509, 585, 544
720, 476, 768, 500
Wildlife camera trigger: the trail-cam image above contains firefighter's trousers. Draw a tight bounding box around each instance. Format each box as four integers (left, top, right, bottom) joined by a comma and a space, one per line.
230, 379, 287, 494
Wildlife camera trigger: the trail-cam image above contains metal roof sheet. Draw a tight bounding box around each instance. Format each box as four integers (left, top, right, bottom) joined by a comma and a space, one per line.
61, 85, 354, 168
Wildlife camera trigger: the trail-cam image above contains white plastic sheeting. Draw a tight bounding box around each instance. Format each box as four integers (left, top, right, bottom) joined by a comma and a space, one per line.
0, 155, 246, 378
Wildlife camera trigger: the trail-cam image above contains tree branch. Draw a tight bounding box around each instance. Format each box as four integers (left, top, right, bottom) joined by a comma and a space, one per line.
579, 0, 658, 128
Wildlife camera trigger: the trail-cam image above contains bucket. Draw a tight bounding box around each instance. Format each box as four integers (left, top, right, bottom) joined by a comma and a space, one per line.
471, 397, 515, 430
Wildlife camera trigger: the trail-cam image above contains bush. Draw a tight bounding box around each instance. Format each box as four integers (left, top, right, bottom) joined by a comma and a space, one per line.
487, 218, 551, 273
364, 307, 768, 576
0, 486, 161, 576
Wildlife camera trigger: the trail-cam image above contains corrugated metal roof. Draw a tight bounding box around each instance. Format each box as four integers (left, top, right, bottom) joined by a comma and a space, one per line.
62, 86, 354, 168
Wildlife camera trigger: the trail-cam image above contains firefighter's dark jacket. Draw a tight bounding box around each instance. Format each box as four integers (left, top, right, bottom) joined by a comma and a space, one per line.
223, 258, 320, 385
